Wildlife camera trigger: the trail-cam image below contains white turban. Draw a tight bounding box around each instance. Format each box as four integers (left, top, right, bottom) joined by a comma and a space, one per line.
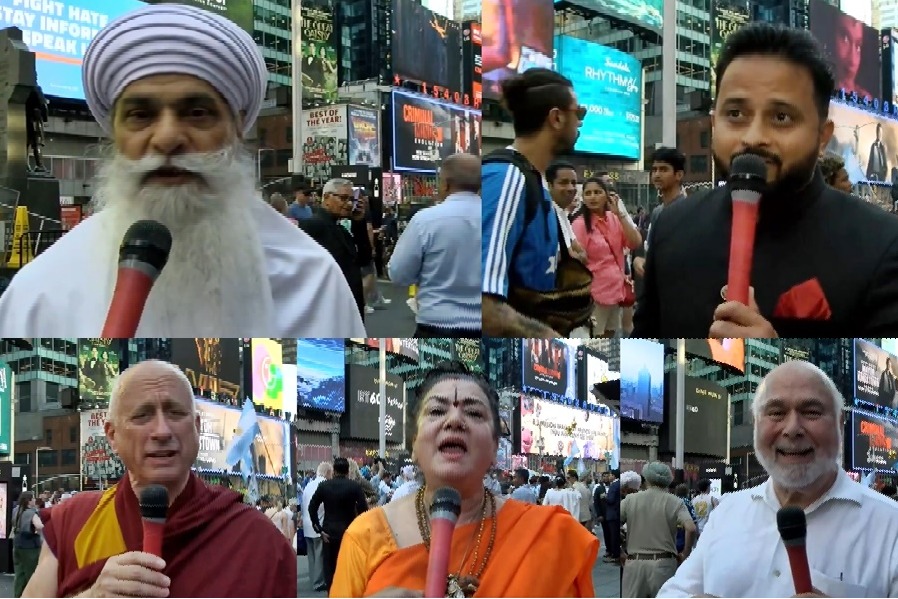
82, 3, 267, 136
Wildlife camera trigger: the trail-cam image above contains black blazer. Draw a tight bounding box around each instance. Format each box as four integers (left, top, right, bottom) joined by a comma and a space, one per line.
299, 209, 366, 319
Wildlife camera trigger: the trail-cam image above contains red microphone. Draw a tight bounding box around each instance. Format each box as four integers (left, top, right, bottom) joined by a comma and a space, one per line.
101, 220, 172, 337
425, 487, 462, 598
726, 153, 768, 305
139, 485, 169, 558
777, 506, 813, 594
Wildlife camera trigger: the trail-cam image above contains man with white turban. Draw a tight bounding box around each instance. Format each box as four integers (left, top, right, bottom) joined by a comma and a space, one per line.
0, 3, 365, 337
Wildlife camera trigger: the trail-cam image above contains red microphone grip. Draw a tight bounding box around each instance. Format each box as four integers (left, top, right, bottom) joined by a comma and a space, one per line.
102, 267, 156, 337
784, 544, 813, 594
726, 200, 760, 305
142, 519, 164, 558
424, 517, 456, 598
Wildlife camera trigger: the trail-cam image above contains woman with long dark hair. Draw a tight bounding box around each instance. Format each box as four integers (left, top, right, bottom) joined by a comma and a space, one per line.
570, 178, 642, 337
12, 492, 43, 597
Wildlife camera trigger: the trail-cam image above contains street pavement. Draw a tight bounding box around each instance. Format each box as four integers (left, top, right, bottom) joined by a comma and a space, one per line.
296, 543, 621, 598
364, 279, 417, 337
0, 573, 13, 597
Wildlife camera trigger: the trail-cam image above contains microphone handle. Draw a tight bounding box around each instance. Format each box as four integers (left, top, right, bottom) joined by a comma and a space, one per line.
726, 200, 760, 305
784, 544, 813, 594
142, 519, 165, 558
102, 267, 156, 337
424, 517, 456, 598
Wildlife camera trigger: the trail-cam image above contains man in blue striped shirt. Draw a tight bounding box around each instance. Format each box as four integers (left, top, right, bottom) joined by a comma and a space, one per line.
482, 68, 585, 336
388, 153, 482, 337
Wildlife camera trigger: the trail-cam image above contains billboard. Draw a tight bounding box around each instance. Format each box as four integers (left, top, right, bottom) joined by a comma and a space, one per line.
579, 348, 620, 407
482, 0, 554, 100
81, 408, 126, 483
519, 396, 617, 461
281, 364, 298, 415
349, 338, 420, 361
854, 338, 898, 409
301, 105, 349, 183
462, 21, 483, 109
852, 411, 898, 470
296, 338, 346, 413
664, 339, 746, 373
170, 338, 242, 400
710, 0, 750, 98
300, 4, 338, 103
660, 375, 729, 457
0, 363, 11, 455
78, 339, 120, 402
620, 338, 664, 423
553, 36, 642, 159
392, 0, 463, 98
0, 0, 147, 99
343, 365, 406, 442
841, 0, 873, 27
347, 106, 381, 167
141, 0, 254, 31
522, 339, 576, 399
810, 0, 881, 101
553, 0, 662, 33
250, 338, 284, 412
882, 30, 898, 108
392, 90, 481, 173
195, 398, 289, 477
825, 102, 898, 185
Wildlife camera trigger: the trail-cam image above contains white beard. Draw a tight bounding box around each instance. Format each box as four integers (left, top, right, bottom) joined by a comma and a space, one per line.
91, 144, 273, 334
753, 428, 842, 492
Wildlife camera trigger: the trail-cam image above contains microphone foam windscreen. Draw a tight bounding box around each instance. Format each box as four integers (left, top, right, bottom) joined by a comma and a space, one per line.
139, 485, 169, 520
730, 154, 768, 182
776, 505, 807, 542
120, 220, 173, 270
430, 487, 462, 518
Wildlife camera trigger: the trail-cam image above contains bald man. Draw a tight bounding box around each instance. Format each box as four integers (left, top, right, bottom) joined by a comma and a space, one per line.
24, 360, 296, 598
0, 4, 364, 338
388, 153, 482, 337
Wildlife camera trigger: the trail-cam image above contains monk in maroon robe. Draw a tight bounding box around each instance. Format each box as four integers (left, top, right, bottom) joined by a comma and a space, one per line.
22, 359, 296, 597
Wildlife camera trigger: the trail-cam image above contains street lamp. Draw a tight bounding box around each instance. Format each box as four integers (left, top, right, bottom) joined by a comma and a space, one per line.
34, 446, 52, 492
256, 148, 276, 187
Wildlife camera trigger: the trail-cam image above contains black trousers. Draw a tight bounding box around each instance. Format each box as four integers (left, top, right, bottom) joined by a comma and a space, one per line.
322, 528, 346, 590
414, 323, 481, 338
600, 517, 612, 554
607, 518, 621, 558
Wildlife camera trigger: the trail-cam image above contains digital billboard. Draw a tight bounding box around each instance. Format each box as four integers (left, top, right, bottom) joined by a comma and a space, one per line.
0, 0, 146, 99
81, 408, 126, 483
392, 0, 462, 99
250, 338, 284, 412
78, 339, 120, 402
296, 338, 346, 413
620, 338, 664, 423
141, 0, 254, 32
522, 339, 577, 399
349, 338, 420, 361
841, 0, 873, 27
343, 365, 406, 442
482, 0, 554, 100
852, 411, 898, 470
810, 0, 881, 101
462, 22, 483, 109
301, 105, 348, 183
553, 35, 642, 159
347, 106, 381, 167
854, 338, 898, 410
711, 0, 750, 98
825, 101, 898, 184
660, 375, 729, 457
882, 30, 898, 108
170, 338, 242, 400
520, 396, 617, 461
664, 339, 746, 373
0, 362, 10, 455
391, 90, 481, 173
578, 348, 620, 407
554, 0, 662, 33
300, 3, 338, 103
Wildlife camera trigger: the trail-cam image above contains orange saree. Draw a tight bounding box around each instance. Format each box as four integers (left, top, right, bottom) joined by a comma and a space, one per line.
330, 498, 599, 598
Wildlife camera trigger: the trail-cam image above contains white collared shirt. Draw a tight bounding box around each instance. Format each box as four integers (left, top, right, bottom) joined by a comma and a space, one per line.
657, 470, 898, 598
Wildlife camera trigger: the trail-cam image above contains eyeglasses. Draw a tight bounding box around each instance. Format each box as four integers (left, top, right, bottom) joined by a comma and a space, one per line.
573, 105, 587, 121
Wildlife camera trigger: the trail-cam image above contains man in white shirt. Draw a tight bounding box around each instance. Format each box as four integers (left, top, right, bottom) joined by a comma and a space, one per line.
301, 461, 332, 592
691, 479, 719, 539
543, 476, 579, 517
658, 360, 898, 598
390, 465, 421, 502
510, 468, 538, 504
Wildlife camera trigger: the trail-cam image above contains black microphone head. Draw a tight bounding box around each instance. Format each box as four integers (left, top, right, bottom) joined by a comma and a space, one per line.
776, 505, 806, 544
429, 487, 462, 521
729, 153, 768, 194
139, 485, 169, 521
119, 220, 173, 272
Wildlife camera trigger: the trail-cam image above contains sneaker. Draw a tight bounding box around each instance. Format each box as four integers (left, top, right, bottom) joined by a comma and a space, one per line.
365, 306, 375, 314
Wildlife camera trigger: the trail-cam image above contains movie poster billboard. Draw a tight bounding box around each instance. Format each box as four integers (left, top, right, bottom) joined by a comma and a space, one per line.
301, 105, 349, 182
170, 338, 242, 400
300, 4, 338, 102
392, 0, 463, 96
81, 409, 126, 483
810, 0, 881, 101
78, 339, 120, 402
195, 399, 290, 477
519, 396, 616, 460
882, 30, 898, 107
825, 102, 898, 185
711, 0, 750, 98
483, 0, 554, 100
854, 338, 898, 409
462, 22, 482, 108
852, 411, 898, 470
347, 106, 381, 167
521, 339, 576, 399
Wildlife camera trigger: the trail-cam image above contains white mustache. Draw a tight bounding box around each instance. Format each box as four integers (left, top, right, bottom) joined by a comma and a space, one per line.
118, 148, 235, 178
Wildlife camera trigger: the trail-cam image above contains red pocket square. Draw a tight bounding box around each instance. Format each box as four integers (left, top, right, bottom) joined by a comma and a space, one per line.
773, 278, 832, 320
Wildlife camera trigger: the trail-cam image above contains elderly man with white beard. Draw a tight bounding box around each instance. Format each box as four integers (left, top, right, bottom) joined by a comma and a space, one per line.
657, 360, 898, 599
0, 3, 365, 337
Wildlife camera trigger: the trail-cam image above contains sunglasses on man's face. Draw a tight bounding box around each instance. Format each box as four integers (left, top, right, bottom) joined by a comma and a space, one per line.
573, 105, 587, 121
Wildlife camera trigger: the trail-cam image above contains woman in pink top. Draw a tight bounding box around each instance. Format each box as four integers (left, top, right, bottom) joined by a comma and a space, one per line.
570, 178, 642, 337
